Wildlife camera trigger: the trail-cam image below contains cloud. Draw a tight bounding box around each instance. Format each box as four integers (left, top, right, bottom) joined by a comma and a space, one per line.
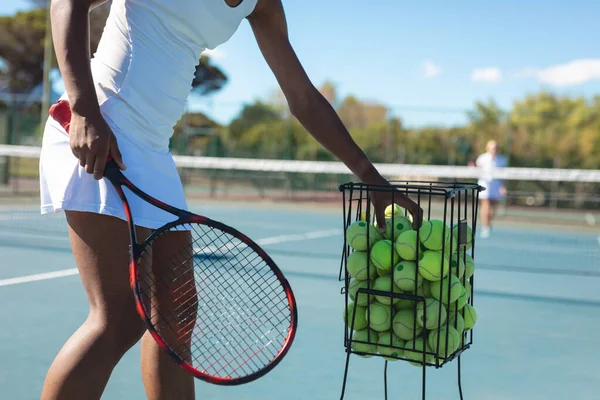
202, 48, 226, 61
422, 61, 441, 79
514, 59, 600, 87
471, 67, 502, 83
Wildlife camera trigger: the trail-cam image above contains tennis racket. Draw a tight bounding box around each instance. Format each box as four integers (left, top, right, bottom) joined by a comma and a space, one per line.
49, 100, 298, 385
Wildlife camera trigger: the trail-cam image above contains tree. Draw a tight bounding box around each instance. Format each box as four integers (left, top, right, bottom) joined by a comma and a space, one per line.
0, 3, 110, 94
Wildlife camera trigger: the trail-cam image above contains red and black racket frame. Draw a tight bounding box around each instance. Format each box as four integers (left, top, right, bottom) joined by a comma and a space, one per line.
104, 163, 299, 385
49, 99, 298, 386
338, 181, 483, 400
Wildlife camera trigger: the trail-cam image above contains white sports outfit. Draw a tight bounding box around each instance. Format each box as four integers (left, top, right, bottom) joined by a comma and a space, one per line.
476, 152, 507, 200
40, 0, 258, 228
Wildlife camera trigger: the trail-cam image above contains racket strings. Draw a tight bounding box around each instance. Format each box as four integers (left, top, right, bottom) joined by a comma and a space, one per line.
136, 222, 293, 379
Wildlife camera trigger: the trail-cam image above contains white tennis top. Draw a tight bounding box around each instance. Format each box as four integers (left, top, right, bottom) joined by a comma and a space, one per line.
88, 0, 258, 151
41, 0, 259, 228
476, 152, 507, 199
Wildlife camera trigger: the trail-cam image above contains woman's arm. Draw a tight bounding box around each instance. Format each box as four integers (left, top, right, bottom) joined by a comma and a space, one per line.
50, 0, 125, 178
247, 0, 422, 227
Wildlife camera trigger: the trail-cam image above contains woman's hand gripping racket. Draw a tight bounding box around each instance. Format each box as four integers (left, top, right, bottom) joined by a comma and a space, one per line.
49, 100, 298, 385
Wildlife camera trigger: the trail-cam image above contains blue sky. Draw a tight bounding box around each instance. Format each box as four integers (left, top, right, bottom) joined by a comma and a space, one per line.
2, 0, 600, 126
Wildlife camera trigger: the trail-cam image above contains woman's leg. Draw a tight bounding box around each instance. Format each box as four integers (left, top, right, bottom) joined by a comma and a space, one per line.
41, 211, 150, 400
141, 230, 196, 400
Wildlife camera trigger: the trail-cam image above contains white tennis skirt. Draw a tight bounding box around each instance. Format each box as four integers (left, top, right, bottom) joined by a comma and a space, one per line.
39, 113, 188, 229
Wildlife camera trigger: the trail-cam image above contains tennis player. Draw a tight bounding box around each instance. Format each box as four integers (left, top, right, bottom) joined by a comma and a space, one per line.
39, 0, 422, 398
476, 139, 507, 238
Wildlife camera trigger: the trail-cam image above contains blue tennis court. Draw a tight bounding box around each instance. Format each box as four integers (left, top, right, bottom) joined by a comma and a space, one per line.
1, 201, 599, 400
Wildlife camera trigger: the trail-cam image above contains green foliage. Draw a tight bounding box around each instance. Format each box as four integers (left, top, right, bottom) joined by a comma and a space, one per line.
219, 90, 600, 170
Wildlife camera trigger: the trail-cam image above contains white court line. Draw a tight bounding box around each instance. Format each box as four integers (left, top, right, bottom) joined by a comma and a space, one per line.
0, 229, 342, 288
0, 268, 78, 287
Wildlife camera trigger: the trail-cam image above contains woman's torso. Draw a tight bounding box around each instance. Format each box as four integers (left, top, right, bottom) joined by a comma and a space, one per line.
83, 0, 257, 151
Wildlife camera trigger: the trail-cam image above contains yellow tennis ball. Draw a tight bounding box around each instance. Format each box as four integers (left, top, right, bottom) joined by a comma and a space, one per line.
404, 337, 434, 367
395, 230, 419, 261
416, 298, 447, 330
445, 311, 465, 336
343, 302, 368, 331
463, 304, 477, 331
418, 250, 450, 281
370, 240, 400, 272
394, 297, 416, 311
352, 329, 379, 357
392, 260, 422, 292
450, 252, 466, 279
366, 301, 394, 332
373, 276, 402, 305
420, 280, 432, 297
377, 331, 405, 361
428, 325, 460, 359
430, 274, 463, 305
384, 204, 403, 219
347, 251, 377, 281
449, 281, 470, 311
419, 219, 450, 251
345, 220, 377, 251
392, 308, 423, 340
464, 253, 475, 279
348, 278, 375, 307
376, 217, 412, 241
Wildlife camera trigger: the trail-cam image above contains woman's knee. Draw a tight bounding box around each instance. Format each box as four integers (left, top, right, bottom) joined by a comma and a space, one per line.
87, 308, 147, 358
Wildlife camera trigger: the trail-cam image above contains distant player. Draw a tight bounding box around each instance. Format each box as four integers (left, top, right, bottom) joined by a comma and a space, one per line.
476, 140, 507, 239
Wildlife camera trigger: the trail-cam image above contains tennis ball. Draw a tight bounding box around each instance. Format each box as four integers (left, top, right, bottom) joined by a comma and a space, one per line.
347, 251, 377, 281
376, 267, 390, 277
418, 250, 450, 281
394, 297, 416, 311
464, 253, 475, 279
393, 261, 422, 292
451, 281, 471, 310
452, 223, 473, 250
450, 253, 466, 279
348, 278, 375, 307
373, 276, 402, 305
419, 219, 450, 251
392, 309, 423, 340
446, 311, 465, 336
352, 329, 379, 357
370, 240, 400, 272
366, 301, 394, 332
430, 274, 463, 305
416, 298, 446, 330
377, 331, 405, 361
463, 304, 477, 331
395, 230, 419, 261
404, 337, 434, 367
428, 325, 460, 359
384, 204, 403, 219
346, 221, 377, 251
343, 302, 368, 331
376, 217, 412, 241
413, 280, 432, 298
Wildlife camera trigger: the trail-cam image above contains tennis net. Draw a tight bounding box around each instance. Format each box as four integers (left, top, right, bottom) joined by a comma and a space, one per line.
1, 143, 599, 233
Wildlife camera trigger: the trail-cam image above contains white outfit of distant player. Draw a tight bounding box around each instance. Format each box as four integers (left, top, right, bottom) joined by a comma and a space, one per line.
476, 152, 507, 200
39, 0, 258, 228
